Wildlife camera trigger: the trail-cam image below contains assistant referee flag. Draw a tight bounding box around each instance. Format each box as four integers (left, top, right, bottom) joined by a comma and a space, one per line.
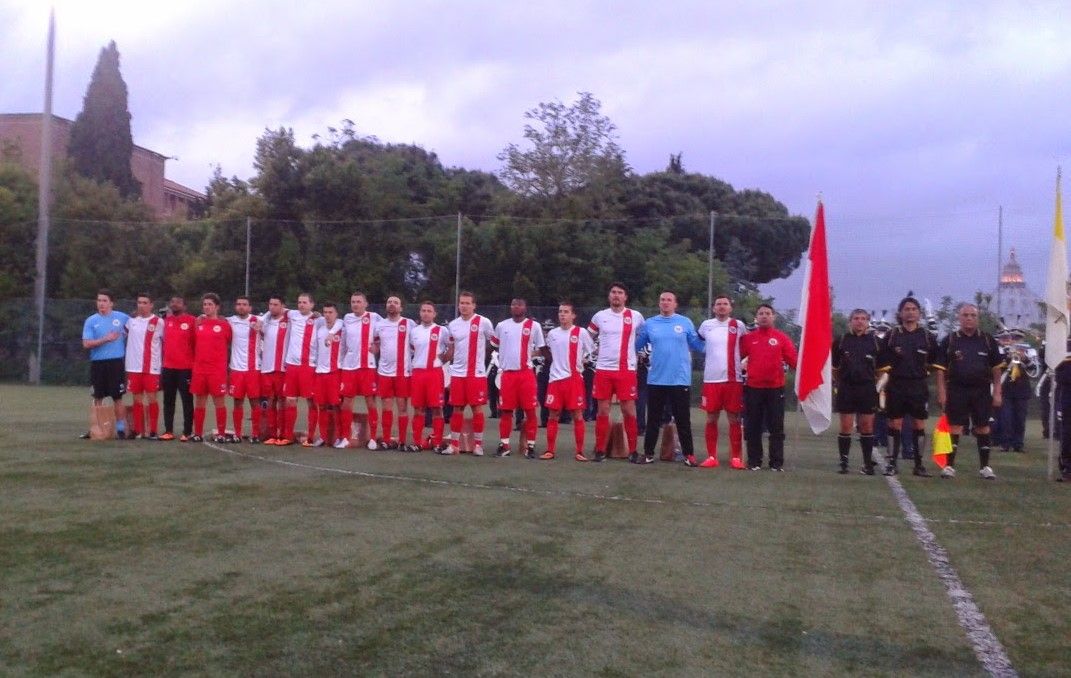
795, 200, 832, 434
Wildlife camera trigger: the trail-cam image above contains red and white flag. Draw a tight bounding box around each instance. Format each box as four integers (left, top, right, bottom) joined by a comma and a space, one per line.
795, 200, 833, 434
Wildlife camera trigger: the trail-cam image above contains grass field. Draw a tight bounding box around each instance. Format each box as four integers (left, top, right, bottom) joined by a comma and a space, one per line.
1, 385, 1068, 676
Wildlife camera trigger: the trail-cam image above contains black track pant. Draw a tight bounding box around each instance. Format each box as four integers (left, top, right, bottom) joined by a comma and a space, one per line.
161, 368, 193, 435
744, 386, 786, 468
643, 385, 693, 457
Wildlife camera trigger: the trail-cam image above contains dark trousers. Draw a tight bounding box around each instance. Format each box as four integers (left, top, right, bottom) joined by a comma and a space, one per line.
997, 397, 1028, 449
744, 386, 785, 468
643, 385, 693, 456
161, 368, 193, 435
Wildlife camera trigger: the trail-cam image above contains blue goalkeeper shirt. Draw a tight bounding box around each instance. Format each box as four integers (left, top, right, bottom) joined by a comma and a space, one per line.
83, 311, 130, 361
634, 313, 703, 386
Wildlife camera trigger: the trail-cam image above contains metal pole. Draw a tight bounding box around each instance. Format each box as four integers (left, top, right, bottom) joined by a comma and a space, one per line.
244, 216, 251, 298
1048, 381, 1056, 481
454, 212, 462, 318
31, 9, 56, 385
707, 211, 716, 314
996, 205, 1003, 319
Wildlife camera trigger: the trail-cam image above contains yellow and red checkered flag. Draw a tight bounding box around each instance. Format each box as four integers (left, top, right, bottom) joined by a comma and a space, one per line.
932, 415, 953, 469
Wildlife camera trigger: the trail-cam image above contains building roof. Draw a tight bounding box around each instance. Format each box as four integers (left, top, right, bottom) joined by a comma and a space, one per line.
0, 112, 168, 161
163, 178, 204, 201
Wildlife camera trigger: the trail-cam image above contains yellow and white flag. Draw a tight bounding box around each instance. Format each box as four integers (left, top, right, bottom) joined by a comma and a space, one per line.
1045, 167, 1068, 371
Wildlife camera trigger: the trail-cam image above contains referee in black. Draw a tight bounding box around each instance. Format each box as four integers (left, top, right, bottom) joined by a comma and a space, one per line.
832, 309, 882, 474
878, 296, 939, 477
934, 303, 1005, 480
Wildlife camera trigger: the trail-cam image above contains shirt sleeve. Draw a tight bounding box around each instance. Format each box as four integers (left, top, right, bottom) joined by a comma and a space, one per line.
988, 337, 1005, 369
926, 331, 940, 368
82, 317, 94, 341
685, 319, 704, 352
831, 336, 842, 370
782, 332, 799, 369
634, 322, 649, 351
531, 324, 546, 350
933, 335, 950, 371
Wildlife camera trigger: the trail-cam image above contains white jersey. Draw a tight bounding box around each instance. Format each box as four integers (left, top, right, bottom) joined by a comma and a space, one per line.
546, 326, 594, 382
446, 314, 495, 378
283, 310, 318, 368
340, 311, 381, 370
374, 316, 413, 377
493, 318, 546, 371
313, 318, 344, 374
227, 314, 262, 372
587, 308, 645, 371
259, 313, 288, 374
409, 323, 447, 369
698, 317, 746, 383
124, 315, 162, 374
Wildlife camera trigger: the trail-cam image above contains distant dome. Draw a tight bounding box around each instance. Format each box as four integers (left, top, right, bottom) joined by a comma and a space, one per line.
1000, 247, 1025, 286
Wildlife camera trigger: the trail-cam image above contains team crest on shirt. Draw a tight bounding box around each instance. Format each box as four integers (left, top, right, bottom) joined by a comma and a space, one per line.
213, 325, 222, 333
332, 334, 341, 343
112, 319, 120, 326
399, 324, 407, 333
623, 316, 632, 325
147, 324, 155, 332
470, 325, 478, 333
180, 322, 189, 330
768, 338, 778, 346
728, 326, 738, 334
953, 350, 963, 361
673, 325, 683, 333
362, 316, 370, 324
522, 327, 531, 336
570, 335, 578, 343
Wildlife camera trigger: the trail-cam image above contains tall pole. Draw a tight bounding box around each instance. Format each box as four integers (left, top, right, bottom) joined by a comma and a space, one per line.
244, 216, 251, 298
996, 205, 1003, 319
31, 8, 56, 385
706, 211, 716, 314
454, 212, 462, 318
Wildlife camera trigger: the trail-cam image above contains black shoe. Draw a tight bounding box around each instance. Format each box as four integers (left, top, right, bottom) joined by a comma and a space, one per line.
1013, 447, 1023, 453
883, 463, 898, 476
593, 451, 606, 462
837, 466, 849, 474
524, 444, 537, 460
495, 443, 511, 458
190, 435, 204, 443
912, 465, 931, 477
643, 454, 656, 465
249, 437, 261, 444
770, 466, 784, 472
146, 433, 159, 441
79, 432, 91, 439
212, 434, 228, 444
860, 466, 876, 476
682, 454, 698, 467
628, 452, 640, 464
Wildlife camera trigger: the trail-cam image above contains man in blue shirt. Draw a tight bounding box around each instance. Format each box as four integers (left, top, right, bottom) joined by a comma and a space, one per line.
82, 289, 130, 438
634, 291, 705, 466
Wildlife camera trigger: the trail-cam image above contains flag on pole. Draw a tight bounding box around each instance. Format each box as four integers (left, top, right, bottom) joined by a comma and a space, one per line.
795, 200, 833, 434
932, 415, 953, 468
1045, 167, 1067, 371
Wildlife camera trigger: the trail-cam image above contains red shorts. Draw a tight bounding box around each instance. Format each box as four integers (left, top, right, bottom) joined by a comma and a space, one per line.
449, 374, 489, 407
545, 375, 586, 411
701, 382, 744, 413
190, 368, 227, 397
260, 372, 285, 399
410, 367, 445, 408
315, 371, 342, 406
377, 373, 410, 399
283, 365, 316, 399
592, 369, 638, 402
228, 370, 261, 399
340, 367, 377, 398
498, 370, 538, 410
126, 372, 160, 394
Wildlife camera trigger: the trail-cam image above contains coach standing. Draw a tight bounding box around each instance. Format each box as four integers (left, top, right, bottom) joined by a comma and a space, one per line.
160, 295, 197, 441
81, 289, 130, 438
740, 304, 798, 471
634, 291, 705, 466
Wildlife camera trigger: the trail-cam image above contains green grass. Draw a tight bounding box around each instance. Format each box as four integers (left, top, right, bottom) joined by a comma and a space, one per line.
1, 385, 1068, 676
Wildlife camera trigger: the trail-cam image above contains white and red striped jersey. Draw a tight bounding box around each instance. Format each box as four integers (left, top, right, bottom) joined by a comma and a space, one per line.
259, 313, 289, 374
124, 315, 162, 375
374, 316, 413, 377
340, 311, 381, 370
283, 310, 318, 368
313, 318, 344, 374
492, 318, 545, 371
588, 308, 645, 371
546, 326, 595, 382
698, 317, 746, 383
446, 314, 495, 378
227, 314, 262, 372
409, 323, 447, 369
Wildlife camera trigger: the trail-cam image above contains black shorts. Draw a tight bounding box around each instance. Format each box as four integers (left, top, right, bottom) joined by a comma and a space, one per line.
885, 378, 928, 420
90, 358, 126, 400
945, 383, 993, 428
835, 381, 878, 414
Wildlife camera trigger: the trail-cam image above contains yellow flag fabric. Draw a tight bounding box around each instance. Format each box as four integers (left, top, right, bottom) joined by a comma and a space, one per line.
932, 415, 953, 469
1045, 168, 1068, 371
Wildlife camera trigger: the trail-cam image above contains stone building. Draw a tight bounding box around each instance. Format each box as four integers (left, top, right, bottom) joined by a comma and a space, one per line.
993, 248, 1044, 328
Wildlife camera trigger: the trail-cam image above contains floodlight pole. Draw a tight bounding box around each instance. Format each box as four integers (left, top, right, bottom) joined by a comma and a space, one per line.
31, 9, 56, 385
454, 212, 462, 319
996, 205, 1003, 318
244, 216, 251, 298
707, 211, 716, 314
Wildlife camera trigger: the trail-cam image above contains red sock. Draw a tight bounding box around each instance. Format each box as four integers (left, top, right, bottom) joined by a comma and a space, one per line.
318, 407, 332, 441
573, 417, 585, 453
546, 416, 559, 453
148, 401, 159, 434
267, 405, 278, 438
705, 421, 718, 458
194, 406, 206, 436
472, 410, 485, 434
595, 414, 610, 452
340, 408, 353, 441
214, 406, 227, 436
412, 414, 425, 445
306, 404, 317, 440
232, 404, 245, 437
450, 411, 464, 443
249, 402, 261, 438
132, 402, 143, 436
729, 420, 743, 460
285, 404, 297, 439
398, 415, 409, 444
499, 411, 513, 441
623, 414, 638, 453
523, 409, 537, 445
367, 407, 379, 440
432, 416, 444, 445
382, 410, 394, 442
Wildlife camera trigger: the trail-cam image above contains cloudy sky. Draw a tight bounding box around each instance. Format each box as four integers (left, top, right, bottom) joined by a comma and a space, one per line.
3, 0, 1069, 314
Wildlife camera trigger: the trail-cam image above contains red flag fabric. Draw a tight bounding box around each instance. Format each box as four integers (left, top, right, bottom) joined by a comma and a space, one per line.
795, 201, 833, 434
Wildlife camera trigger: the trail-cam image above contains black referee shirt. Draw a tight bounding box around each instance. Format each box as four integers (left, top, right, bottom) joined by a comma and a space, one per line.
879, 325, 937, 379
832, 331, 881, 384
935, 330, 1004, 387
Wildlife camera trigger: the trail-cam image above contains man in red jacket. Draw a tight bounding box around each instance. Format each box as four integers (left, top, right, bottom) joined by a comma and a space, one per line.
740, 304, 798, 470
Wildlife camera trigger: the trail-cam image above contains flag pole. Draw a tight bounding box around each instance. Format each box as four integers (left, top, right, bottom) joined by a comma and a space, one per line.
1047, 384, 1056, 481
31, 8, 56, 385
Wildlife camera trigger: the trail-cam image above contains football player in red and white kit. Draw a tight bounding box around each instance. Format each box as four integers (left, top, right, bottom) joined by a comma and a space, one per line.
279, 293, 319, 446
124, 293, 162, 439
308, 302, 345, 448
587, 282, 645, 461
259, 296, 289, 444
697, 295, 747, 469
226, 296, 262, 443
191, 293, 232, 442
491, 298, 545, 458
337, 292, 382, 449
542, 301, 595, 461
440, 291, 495, 455
372, 295, 413, 450
408, 301, 448, 450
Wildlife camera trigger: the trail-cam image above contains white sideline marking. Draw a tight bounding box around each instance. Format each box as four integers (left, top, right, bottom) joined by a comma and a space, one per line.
885, 476, 1017, 677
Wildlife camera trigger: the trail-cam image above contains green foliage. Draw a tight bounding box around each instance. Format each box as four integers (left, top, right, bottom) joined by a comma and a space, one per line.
0, 163, 37, 298
67, 41, 140, 199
